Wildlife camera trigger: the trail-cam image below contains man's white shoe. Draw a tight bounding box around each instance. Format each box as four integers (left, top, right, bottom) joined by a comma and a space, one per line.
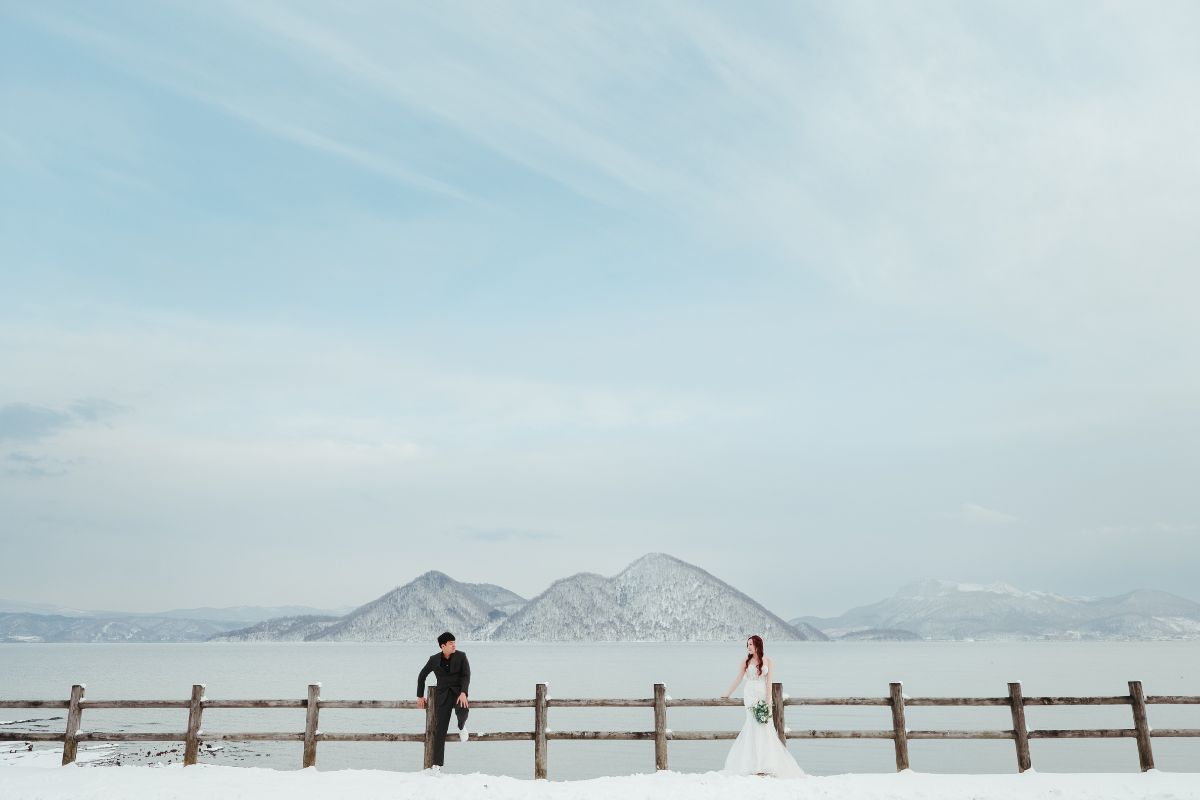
459, 728, 469, 743
429, 765, 442, 775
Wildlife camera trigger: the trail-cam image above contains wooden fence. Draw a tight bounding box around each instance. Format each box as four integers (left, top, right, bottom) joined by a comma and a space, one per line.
2, 680, 1197, 778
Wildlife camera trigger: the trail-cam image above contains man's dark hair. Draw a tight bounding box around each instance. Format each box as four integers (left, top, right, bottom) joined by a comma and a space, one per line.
437, 631, 456, 646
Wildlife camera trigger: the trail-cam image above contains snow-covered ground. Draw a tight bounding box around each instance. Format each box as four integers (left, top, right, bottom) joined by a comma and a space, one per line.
2, 746, 1197, 800
0, 742, 117, 768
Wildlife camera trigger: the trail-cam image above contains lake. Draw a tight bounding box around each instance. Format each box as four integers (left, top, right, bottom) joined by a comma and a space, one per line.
2, 641, 1198, 778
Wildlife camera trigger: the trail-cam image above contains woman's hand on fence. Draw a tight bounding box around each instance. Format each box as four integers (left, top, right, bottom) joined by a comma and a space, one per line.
416, 697, 426, 710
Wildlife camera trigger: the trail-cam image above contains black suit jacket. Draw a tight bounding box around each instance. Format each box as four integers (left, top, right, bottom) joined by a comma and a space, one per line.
417, 651, 471, 700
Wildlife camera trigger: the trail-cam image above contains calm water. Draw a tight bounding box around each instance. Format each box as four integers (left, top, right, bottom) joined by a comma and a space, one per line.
2, 641, 1198, 778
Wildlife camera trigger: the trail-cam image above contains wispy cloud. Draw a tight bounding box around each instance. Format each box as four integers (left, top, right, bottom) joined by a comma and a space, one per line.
0, 400, 125, 443
69, 398, 127, 422
4, 450, 75, 478
0, 400, 125, 478
0, 403, 74, 442
224, 2, 683, 206
14, 1, 1200, 361
8, 5, 472, 203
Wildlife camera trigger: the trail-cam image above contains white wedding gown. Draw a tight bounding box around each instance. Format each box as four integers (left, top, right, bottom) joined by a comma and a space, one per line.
722, 664, 805, 778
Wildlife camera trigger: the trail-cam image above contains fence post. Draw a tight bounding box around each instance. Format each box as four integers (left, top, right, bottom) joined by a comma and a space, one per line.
772, 682, 786, 746
184, 684, 205, 766
889, 682, 909, 771
303, 683, 321, 768
653, 683, 667, 771
1129, 680, 1155, 772
535, 683, 548, 779
1007, 681, 1031, 773
61, 684, 85, 766
423, 686, 436, 769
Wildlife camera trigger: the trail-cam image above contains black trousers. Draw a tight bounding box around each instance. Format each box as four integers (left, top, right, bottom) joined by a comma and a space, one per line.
431, 692, 469, 767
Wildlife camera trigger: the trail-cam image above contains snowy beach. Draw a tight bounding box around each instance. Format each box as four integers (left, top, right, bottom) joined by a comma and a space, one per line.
1, 760, 1198, 800
6, 741, 1197, 799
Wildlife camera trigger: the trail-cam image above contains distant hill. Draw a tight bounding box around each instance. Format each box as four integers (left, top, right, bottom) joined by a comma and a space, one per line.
0, 599, 95, 617
146, 605, 353, 623
0, 600, 354, 643
210, 615, 343, 642
311, 571, 504, 642
832, 628, 923, 642
491, 553, 828, 641
0, 612, 242, 643
793, 580, 1200, 641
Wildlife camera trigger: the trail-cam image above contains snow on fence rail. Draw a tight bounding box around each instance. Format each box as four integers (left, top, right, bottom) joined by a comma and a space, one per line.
2, 680, 1198, 778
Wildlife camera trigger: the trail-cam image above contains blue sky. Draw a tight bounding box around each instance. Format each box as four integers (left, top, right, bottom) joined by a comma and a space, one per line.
2, 1, 1198, 616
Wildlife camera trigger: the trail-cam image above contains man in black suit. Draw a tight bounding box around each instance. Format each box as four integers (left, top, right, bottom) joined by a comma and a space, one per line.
416, 631, 471, 771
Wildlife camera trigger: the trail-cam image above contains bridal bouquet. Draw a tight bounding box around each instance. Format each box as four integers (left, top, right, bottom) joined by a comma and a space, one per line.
751, 700, 771, 724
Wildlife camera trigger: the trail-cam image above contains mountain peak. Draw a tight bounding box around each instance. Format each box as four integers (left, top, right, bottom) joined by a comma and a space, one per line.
410, 570, 455, 589
492, 554, 824, 642
620, 552, 687, 574
311, 571, 497, 642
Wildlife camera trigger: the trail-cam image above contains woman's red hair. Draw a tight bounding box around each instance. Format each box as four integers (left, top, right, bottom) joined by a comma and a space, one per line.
744, 635, 764, 675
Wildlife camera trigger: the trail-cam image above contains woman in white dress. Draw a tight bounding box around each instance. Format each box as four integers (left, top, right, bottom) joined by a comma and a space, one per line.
721, 634, 804, 777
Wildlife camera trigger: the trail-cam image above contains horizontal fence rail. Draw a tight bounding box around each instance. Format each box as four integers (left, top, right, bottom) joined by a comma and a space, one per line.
1, 680, 1197, 778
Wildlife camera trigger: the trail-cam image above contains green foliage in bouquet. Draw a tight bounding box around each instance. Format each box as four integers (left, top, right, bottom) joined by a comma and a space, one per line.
751, 700, 770, 724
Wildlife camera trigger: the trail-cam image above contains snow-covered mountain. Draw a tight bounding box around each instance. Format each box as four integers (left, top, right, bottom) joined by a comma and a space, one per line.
0, 577, 521, 644
208, 615, 343, 642
216, 555, 823, 643
835, 628, 922, 642
0, 600, 356, 643
491, 553, 828, 641
310, 571, 505, 642
147, 605, 352, 623
0, 612, 243, 643
463, 583, 527, 616
794, 579, 1200, 641
0, 599, 98, 617
26, 565, 1196, 644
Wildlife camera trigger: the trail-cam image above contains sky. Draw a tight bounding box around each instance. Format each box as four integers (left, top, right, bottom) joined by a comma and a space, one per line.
1, 1, 1198, 619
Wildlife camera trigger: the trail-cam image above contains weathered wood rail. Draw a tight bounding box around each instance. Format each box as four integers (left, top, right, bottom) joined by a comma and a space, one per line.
2, 680, 1197, 778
